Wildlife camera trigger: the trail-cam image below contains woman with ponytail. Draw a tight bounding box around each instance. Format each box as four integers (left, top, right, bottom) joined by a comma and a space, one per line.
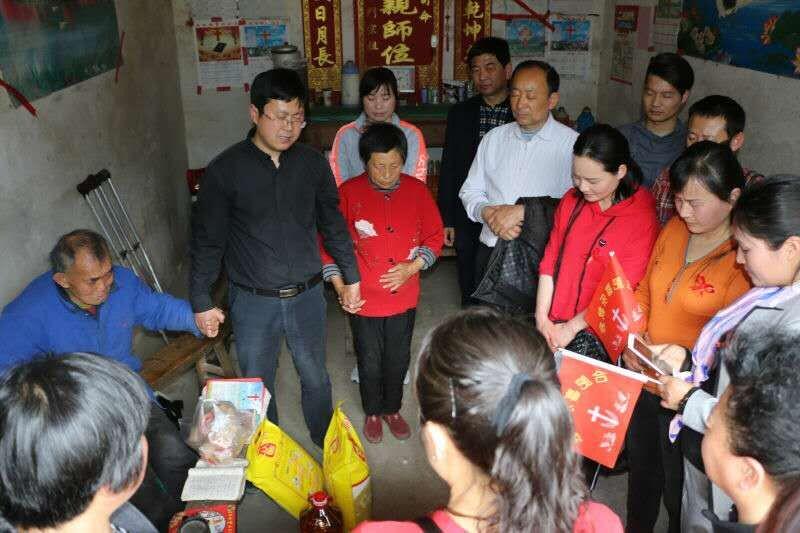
536, 124, 659, 358
353, 308, 622, 532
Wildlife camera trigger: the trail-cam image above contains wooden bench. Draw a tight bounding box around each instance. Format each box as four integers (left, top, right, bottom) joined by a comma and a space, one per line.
140, 321, 239, 389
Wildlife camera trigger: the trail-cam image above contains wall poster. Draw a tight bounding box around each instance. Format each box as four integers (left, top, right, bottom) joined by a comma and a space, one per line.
0, 0, 120, 106
679, 0, 800, 78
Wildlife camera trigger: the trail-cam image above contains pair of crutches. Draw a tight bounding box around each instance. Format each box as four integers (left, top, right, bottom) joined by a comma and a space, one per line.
77, 169, 168, 343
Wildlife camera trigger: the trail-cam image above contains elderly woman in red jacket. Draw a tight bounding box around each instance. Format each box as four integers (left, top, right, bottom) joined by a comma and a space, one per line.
536, 124, 659, 356
322, 122, 443, 444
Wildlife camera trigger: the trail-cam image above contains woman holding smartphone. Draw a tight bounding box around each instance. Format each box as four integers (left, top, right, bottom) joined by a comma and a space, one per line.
622, 142, 751, 533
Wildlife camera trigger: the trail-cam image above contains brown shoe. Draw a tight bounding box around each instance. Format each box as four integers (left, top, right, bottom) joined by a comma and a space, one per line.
382, 412, 411, 440
363, 415, 383, 443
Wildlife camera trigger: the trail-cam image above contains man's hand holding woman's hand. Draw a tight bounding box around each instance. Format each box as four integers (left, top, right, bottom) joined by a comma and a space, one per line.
194, 307, 226, 338
331, 277, 365, 314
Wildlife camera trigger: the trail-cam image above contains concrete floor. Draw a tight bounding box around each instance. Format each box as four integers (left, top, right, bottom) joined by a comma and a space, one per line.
159, 258, 667, 532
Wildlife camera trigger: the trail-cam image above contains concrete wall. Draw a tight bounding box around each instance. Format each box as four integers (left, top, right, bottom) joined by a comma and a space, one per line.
173, 0, 610, 168
596, 3, 800, 176
0, 1, 191, 305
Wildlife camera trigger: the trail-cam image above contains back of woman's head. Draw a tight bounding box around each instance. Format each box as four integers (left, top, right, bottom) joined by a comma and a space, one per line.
573, 124, 643, 202
668, 141, 744, 200
731, 175, 800, 249
416, 308, 586, 532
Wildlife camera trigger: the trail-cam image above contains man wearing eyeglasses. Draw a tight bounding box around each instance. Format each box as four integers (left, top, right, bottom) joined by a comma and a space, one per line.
190, 68, 362, 448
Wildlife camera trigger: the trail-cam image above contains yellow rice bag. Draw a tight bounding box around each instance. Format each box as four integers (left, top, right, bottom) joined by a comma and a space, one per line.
246, 419, 323, 518
323, 403, 372, 531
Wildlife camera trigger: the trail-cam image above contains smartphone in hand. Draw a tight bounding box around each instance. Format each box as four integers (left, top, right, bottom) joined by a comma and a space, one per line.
628, 334, 672, 394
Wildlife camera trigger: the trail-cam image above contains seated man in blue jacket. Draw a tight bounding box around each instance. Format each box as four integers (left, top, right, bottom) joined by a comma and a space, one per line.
0, 229, 223, 530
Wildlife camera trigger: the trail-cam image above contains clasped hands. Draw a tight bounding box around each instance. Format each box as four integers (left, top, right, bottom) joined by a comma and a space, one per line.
331, 259, 423, 314
537, 317, 581, 352
482, 204, 524, 241
330, 278, 366, 314
194, 307, 226, 338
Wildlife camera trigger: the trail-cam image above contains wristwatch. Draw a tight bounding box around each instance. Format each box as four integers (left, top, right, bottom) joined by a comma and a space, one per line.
677, 386, 701, 415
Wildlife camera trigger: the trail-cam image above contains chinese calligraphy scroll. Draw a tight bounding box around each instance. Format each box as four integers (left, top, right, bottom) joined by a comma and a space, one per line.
302, 0, 343, 91
453, 0, 492, 80
355, 0, 444, 93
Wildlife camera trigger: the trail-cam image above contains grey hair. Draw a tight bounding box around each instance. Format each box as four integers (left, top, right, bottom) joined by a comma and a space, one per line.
49, 229, 111, 273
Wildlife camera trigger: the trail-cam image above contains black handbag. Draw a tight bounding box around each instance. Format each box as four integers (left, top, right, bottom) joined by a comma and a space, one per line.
565, 328, 611, 364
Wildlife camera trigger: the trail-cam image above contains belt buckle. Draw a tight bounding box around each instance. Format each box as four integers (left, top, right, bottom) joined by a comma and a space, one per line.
278, 286, 300, 298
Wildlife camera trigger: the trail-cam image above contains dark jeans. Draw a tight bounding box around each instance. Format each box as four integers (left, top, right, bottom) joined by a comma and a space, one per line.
625, 391, 684, 533
349, 309, 416, 416
453, 220, 483, 306
129, 403, 197, 531
229, 282, 332, 447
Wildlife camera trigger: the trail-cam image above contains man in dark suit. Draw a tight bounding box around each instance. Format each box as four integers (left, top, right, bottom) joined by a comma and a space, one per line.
438, 37, 513, 306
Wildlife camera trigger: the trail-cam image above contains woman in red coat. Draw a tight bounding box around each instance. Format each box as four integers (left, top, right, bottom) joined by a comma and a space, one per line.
536, 124, 659, 356
322, 123, 443, 444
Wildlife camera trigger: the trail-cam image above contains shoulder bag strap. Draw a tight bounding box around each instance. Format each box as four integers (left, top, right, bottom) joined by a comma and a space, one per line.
413, 515, 444, 533
550, 196, 586, 291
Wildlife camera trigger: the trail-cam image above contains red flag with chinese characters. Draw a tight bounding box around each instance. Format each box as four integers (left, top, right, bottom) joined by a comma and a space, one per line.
558, 349, 647, 468
585, 251, 646, 363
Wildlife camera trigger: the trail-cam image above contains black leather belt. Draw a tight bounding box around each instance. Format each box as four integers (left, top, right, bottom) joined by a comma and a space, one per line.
234, 273, 322, 298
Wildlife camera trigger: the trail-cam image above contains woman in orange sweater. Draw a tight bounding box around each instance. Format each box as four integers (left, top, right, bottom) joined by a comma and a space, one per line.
622, 141, 751, 533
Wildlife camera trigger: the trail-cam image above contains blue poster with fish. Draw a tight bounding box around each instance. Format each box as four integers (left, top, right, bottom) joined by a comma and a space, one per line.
679, 0, 800, 78
0, 0, 120, 106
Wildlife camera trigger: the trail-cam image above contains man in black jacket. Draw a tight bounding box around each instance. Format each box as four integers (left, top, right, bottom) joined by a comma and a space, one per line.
438, 37, 513, 306
191, 69, 361, 447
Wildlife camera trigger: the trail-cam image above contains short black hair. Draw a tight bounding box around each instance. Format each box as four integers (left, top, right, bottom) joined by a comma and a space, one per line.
49, 229, 111, 274
731, 174, 800, 250
250, 68, 306, 113
359, 67, 399, 101
722, 330, 800, 491
0, 353, 150, 529
668, 141, 744, 201
358, 122, 408, 165
467, 36, 511, 67
512, 60, 560, 94
688, 95, 746, 140
645, 52, 694, 95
